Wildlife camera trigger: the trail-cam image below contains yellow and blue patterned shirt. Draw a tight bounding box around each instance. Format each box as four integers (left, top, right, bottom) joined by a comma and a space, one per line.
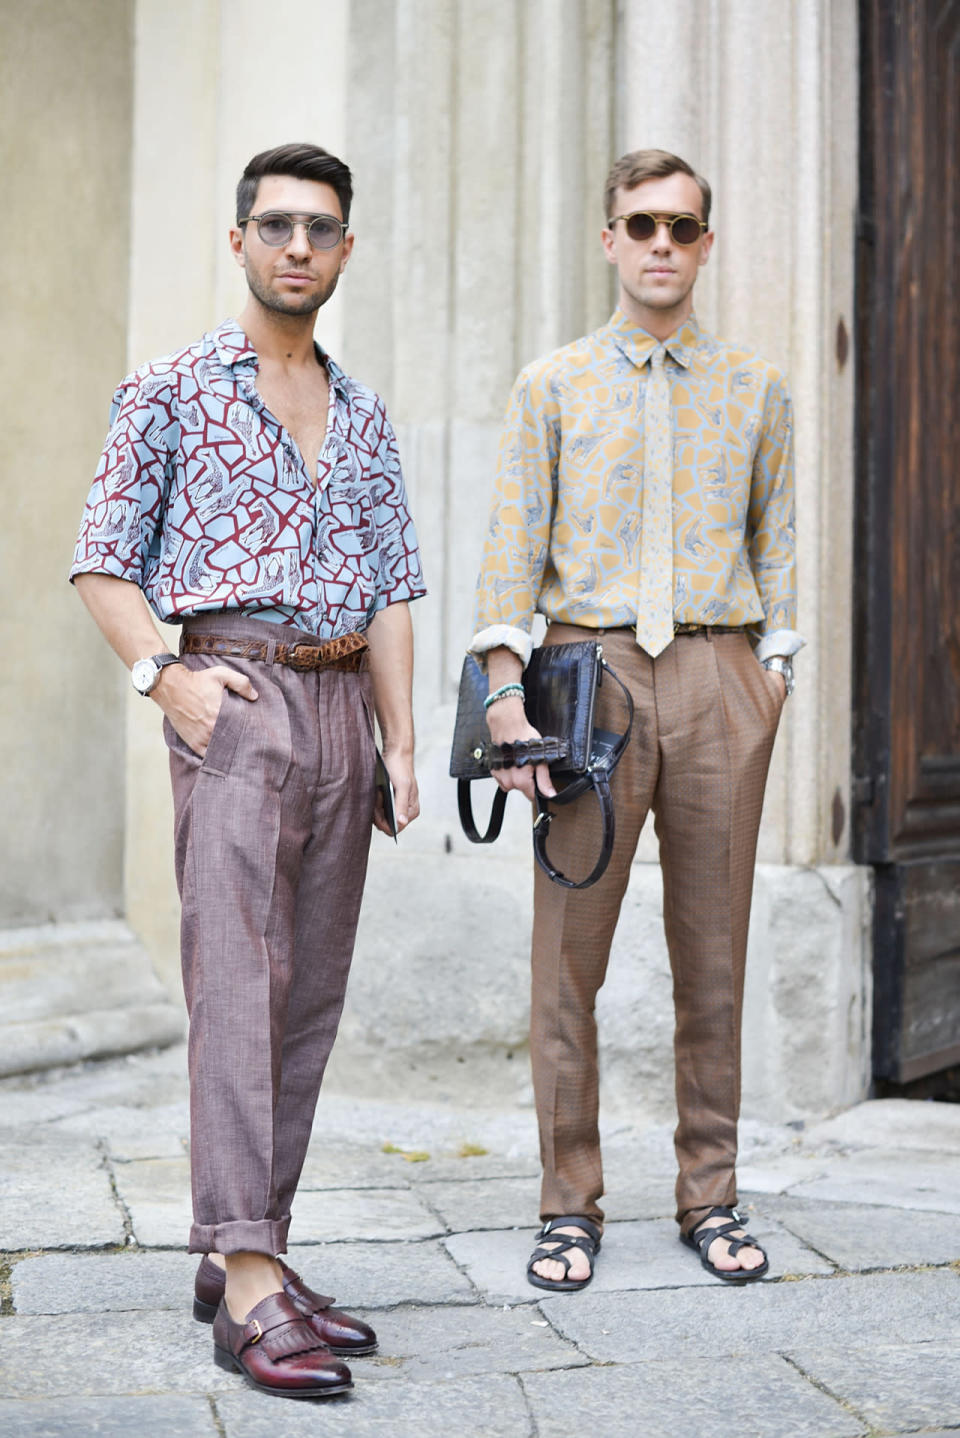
471, 310, 803, 665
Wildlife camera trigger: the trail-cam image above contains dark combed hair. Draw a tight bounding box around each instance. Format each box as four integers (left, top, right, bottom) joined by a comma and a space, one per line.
236, 143, 353, 224
603, 148, 711, 228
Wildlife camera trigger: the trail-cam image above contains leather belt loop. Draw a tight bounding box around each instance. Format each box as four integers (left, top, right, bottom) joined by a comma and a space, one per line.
264, 629, 277, 665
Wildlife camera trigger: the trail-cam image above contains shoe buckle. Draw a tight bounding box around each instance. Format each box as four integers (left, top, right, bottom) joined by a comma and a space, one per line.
248, 1319, 263, 1344
731, 1207, 743, 1223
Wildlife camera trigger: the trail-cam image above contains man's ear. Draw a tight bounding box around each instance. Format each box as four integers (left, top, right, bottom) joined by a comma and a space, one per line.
229, 225, 246, 268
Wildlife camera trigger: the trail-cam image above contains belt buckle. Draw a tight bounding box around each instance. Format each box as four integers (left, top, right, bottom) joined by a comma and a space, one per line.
288, 643, 320, 672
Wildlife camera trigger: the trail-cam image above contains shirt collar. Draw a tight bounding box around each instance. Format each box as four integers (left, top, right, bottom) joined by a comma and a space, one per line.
607, 309, 701, 370
209, 317, 348, 396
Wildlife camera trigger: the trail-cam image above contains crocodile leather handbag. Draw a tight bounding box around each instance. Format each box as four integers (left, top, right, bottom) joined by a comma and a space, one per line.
449, 640, 633, 889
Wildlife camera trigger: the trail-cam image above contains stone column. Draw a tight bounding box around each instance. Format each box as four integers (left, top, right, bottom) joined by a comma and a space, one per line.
0, 0, 181, 1075
608, 0, 869, 1117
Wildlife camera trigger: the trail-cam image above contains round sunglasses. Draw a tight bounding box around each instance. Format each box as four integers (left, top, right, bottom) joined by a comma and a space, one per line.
608, 211, 707, 246
239, 211, 348, 250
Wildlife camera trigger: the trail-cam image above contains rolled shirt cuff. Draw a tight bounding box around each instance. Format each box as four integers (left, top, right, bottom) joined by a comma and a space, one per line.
467, 624, 535, 668
754, 627, 806, 663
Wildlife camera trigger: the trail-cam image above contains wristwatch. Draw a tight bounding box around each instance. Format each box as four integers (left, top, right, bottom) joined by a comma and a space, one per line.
131, 652, 181, 697
762, 655, 794, 697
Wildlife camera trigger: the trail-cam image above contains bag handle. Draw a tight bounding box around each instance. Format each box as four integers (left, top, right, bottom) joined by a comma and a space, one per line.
530, 662, 634, 889
457, 780, 507, 843
456, 658, 634, 888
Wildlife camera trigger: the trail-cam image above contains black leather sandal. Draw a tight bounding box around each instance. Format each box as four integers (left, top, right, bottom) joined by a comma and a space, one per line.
526, 1215, 602, 1292
680, 1205, 769, 1284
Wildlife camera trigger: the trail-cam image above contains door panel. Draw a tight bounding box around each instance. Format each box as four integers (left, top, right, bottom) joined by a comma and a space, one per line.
854, 0, 960, 1082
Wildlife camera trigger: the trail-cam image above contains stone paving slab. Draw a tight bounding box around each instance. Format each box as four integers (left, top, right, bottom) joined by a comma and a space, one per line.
790, 1341, 960, 1433
11, 1240, 476, 1317
540, 1269, 960, 1366
444, 1214, 833, 1305
289, 1188, 445, 1243
521, 1354, 864, 1438
415, 1175, 540, 1232
761, 1195, 960, 1270
217, 1373, 531, 1436
335, 1302, 587, 1383
112, 1157, 193, 1246
0, 1395, 218, 1438
0, 1312, 236, 1398
0, 1129, 124, 1249
284, 1240, 477, 1307
738, 1153, 836, 1195
796, 1149, 960, 1214
48, 1101, 188, 1160
805, 1098, 960, 1155
11, 1250, 196, 1314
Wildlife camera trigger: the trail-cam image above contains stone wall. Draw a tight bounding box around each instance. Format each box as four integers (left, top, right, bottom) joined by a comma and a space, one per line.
0, 0, 181, 1072
2, 0, 871, 1115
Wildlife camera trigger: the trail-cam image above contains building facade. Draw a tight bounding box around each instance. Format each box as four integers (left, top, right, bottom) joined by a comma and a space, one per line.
3, 0, 954, 1119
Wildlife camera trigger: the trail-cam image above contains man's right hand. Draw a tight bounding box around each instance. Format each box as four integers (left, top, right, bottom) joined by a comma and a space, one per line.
152, 663, 259, 757
485, 695, 556, 802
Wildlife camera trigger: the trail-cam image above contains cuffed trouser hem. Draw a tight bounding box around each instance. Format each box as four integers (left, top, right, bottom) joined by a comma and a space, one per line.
188, 1216, 290, 1256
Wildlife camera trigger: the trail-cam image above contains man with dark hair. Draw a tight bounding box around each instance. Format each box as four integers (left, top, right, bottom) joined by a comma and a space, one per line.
471, 147, 802, 1291
72, 142, 425, 1397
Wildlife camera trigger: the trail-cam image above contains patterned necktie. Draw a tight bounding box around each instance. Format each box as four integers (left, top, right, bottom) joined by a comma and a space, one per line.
634, 343, 674, 657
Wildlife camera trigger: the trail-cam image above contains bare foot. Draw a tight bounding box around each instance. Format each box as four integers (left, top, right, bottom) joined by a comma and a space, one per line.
690, 1214, 766, 1272
531, 1226, 596, 1285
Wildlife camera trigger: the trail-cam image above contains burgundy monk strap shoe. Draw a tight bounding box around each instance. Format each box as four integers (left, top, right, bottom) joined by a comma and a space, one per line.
195, 1255, 378, 1356
212, 1292, 352, 1399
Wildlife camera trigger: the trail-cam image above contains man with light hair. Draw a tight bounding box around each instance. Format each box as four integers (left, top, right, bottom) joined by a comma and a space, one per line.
470, 148, 802, 1291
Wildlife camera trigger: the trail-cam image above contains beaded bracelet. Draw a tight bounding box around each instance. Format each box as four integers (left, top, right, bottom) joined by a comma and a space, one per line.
483, 683, 526, 711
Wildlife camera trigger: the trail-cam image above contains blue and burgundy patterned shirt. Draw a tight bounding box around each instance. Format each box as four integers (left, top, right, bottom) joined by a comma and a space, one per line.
71, 319, 426, 637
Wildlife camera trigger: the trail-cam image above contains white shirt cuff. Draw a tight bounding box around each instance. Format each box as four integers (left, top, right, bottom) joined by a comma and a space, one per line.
754, 628, 806, 662
467, 624, 535, 668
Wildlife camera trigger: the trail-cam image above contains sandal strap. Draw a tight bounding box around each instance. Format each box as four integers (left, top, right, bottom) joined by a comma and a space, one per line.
527, 1246, 574, 1278
539, 1214, 602, 1246
530, 1233, 597, 1262
688, 1206, 764, 1259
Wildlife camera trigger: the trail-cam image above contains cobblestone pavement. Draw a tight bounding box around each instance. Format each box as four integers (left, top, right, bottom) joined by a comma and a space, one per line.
1, 1044, 959, 1437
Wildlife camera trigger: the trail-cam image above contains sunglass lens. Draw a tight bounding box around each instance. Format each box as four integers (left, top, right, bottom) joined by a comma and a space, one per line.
625, 213, 656, 242
671, 215, 703, 245
257, 214, 293, 246
307, 217, 343, 249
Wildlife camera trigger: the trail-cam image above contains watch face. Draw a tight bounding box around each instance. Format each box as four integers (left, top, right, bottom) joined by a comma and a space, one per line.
131, 658, 157, 694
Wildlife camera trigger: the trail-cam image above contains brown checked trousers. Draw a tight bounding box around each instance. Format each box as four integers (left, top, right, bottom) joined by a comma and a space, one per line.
530, 622, 784, 1233
165, 612, 377, 1257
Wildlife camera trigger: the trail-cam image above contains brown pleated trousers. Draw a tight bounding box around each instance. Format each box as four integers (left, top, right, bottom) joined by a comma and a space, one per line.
531, 622, 783, 1233
165, 612, 377, 1257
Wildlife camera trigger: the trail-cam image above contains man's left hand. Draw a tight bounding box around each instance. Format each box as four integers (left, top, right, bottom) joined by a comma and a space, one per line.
375, 749, 419, 835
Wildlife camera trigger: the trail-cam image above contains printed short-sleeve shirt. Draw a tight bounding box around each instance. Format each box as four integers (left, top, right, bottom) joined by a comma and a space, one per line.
71, 319, 426, 637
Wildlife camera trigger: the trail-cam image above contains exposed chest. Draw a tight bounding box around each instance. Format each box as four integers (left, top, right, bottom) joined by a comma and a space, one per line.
255, 362, 331, 483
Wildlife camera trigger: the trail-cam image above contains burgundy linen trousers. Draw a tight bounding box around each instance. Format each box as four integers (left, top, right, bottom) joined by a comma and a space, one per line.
165, 613, 377, 1257
530, 623, 784, 1234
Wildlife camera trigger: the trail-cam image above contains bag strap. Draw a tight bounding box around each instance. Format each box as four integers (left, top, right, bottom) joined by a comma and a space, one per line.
530, 661, 634, 890
457, 779, 507, 844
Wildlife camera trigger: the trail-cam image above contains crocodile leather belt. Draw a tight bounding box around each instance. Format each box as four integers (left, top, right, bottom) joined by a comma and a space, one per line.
181, 629, 369, 673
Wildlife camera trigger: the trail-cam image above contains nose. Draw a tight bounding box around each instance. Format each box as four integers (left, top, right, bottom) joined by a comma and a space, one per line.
651, 220, 673, 251
284, 220, 313, 260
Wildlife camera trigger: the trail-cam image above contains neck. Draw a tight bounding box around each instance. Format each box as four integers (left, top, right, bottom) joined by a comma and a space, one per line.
618, 290, 693, 342
236, 299, 320, 367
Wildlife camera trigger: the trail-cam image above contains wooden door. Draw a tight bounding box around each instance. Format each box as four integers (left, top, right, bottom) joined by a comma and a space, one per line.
853, 0, 960, 1084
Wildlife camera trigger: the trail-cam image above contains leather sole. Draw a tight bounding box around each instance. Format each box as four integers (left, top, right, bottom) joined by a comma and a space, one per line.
197, 1297, 377, 1356
213, 1344, 353, 1398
